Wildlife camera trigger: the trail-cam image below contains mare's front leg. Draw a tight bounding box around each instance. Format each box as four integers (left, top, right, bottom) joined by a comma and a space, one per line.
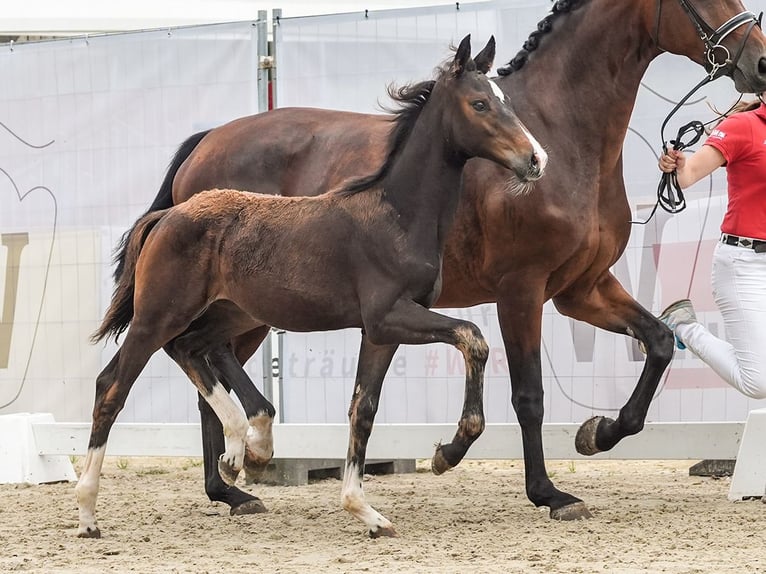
364, 299, 489, 474
553, 271, 674, 455
496, 294, 591, 520
341, 337, 399, 537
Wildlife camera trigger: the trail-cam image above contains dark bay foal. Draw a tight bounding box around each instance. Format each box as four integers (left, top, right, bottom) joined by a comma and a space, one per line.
78, 35, 546, 538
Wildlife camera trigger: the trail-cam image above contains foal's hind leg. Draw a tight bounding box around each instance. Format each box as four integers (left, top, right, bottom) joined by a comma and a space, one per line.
164, 339, 250, 486
340, 337, 399, 537
76, 326, 168, 537
172, 309, 275, 500
208, 342, 275, 482
363, 299, 489, 473
553, 272, 674, 454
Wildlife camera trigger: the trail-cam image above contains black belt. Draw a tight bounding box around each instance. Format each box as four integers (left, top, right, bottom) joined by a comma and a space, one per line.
721, 233, 766, 253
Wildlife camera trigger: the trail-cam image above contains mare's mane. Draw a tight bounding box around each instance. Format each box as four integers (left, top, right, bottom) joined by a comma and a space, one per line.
497, 0, 585, 76
337, 75, 441, 196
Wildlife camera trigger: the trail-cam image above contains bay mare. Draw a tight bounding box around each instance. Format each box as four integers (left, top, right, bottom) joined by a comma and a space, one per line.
79, 36, 546, 538
116, 0, 766, 524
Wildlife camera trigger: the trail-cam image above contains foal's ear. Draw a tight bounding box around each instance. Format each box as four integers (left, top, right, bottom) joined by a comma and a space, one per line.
451, 34, 472, 77
473, 36, 495, 74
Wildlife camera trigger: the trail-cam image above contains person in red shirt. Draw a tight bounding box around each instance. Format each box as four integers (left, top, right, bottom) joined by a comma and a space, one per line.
657, 93, 766, 399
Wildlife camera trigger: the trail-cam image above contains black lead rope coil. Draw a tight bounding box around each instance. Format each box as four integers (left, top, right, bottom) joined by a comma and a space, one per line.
632, 75, 715, 225
657, 119, 706, 213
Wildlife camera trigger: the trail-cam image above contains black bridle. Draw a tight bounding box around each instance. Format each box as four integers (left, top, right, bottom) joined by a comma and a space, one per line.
635, 0, 763, 223
656, 0, 763, 81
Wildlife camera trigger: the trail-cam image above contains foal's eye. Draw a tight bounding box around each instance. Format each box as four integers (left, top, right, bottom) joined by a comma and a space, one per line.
471, 100, 488, 112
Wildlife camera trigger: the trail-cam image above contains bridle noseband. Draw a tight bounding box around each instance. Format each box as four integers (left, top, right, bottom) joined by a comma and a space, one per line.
656, 0, 763, 80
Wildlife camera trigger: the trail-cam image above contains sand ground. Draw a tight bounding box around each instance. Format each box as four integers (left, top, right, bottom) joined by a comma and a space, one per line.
1, 457, 764, 573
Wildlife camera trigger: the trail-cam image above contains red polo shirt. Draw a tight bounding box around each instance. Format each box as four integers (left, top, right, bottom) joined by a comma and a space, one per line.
704, 102, 766, 240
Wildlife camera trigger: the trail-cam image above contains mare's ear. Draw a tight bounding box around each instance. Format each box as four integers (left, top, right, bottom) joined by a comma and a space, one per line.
473, 36, 495, 74
451, 34, 472, 77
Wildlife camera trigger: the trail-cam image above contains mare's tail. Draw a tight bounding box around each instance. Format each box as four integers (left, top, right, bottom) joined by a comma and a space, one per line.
112, 129, 210, 282
92, 209, 170, 344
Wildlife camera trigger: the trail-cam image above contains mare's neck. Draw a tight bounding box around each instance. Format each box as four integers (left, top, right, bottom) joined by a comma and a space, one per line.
502, 1, 657, 162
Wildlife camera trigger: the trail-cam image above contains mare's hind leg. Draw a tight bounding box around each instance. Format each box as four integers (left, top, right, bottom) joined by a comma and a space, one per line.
363, 299, 489, 474
340, 337, 399, 538
553, 272, 674, 455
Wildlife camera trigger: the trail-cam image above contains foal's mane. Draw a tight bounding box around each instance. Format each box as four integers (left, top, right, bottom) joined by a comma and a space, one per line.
497, 0, 585, 76
336, 75, 440, 196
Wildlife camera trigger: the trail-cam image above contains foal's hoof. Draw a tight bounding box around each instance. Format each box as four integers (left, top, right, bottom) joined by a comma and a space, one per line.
230, 498, 268, 516
218, 459, 241, 486
550, 501, 593, 521
575, 416, 605, 456
370, 525, 398, 539
431, 446, 452, 476
77, 526, 101, 539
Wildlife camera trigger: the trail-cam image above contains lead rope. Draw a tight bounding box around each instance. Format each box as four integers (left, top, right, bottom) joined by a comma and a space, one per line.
631, 75, 743, 225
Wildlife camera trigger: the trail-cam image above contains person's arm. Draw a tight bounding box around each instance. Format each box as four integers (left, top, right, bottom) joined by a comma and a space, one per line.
658, 144, 725, 189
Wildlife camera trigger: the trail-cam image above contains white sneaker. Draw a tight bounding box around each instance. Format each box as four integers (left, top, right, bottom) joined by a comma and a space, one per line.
658, 299, 697, 350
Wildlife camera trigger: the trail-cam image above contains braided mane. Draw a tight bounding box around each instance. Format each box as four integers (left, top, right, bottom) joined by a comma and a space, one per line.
497, 0, 585, 76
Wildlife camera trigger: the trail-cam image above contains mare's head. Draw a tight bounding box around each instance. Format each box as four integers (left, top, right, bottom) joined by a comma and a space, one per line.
654, 0, 766, 93
433, 35, 547, 183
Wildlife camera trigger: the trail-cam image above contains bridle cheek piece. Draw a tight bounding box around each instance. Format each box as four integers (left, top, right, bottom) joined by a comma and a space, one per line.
673, 0, 762, 80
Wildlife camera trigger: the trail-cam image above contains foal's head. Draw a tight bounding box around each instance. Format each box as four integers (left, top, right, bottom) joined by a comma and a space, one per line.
435, 34, 547, 183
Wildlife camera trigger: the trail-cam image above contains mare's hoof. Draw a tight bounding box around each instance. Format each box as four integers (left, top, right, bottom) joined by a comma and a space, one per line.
243, 464, 268, 485
431, 447, 451, 476
218, 459, 241, 487
230, 498, 268, 515
575, 416, 604, 456
550, 501, 592, 521
370, 526, 398, 539
77, 526, 101, 539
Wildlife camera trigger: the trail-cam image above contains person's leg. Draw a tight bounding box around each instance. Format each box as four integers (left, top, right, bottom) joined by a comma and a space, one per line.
673, 243, 766, 399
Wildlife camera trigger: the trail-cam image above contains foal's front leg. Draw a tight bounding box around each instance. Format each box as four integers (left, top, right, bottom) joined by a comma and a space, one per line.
341, 337, 399, 537
364, 299, 489, 474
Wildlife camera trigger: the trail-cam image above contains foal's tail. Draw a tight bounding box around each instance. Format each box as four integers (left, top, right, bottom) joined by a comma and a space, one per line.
91, 209, 170, 344
112, 129, 210, 282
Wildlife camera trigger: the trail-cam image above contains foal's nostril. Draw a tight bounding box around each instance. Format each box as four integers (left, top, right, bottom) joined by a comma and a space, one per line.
529, 153, 541, 177
759, 56, 766, 75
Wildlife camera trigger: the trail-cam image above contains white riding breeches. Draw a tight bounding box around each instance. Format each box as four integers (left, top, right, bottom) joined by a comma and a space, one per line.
675, 242, 766, 399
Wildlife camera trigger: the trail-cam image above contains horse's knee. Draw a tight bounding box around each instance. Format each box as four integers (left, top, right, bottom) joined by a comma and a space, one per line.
456, 323, 489, 364
511, 391, 544, 427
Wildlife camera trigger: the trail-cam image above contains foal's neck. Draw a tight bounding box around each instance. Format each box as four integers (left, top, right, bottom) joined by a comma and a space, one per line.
381, 99, 466, 238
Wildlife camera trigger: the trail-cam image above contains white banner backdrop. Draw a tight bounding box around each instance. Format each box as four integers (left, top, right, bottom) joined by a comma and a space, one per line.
0, 22, 264, 422
274, 0, 766, 424
2, 1, 765, 427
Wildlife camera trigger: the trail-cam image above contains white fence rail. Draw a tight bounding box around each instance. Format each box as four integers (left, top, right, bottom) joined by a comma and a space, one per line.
32, 421, 744, 460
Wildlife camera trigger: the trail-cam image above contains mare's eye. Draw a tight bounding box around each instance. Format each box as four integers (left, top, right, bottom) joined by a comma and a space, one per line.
471, 100, 488, 112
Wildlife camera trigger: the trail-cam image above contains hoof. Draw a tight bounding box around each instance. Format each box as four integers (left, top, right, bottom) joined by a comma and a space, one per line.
230, 498, 268, 516
77, 526, 101, 539
218, 458, 240, 487
431, 447, 451, 476
243, 461, 269, 485
550, 501, 592, 521
370, 525, 398, 538
575, 416, 604, 456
